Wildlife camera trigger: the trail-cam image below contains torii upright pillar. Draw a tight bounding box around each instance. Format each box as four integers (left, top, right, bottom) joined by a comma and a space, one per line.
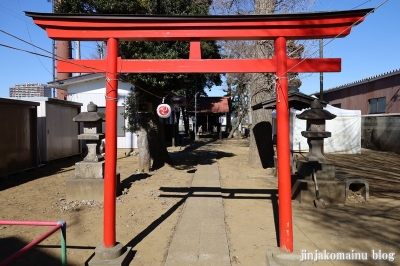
275, 36, 293, 251
104, 38, 118, 248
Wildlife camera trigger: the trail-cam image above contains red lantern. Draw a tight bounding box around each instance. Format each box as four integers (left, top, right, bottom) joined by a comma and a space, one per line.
157, 103, 171, 118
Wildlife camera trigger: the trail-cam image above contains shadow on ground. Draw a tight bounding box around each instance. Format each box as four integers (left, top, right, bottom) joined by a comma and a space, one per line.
291, 149, 400, 264
0, 237, 63, 266
168, 138, 235, 170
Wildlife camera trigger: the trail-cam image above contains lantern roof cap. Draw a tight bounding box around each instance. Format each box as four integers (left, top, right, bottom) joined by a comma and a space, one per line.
73, 102, 105, 122
296, 99, 336, 120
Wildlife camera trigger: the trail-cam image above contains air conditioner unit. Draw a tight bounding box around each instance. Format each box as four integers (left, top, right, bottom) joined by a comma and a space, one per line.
138, 102, 153, 113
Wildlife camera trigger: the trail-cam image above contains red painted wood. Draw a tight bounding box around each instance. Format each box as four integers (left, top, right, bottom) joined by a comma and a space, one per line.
57, 58, 341, 73
275, 36, 293, 252
57, 59, 107, 73
45, 27, 352, 41
189, 41, 201, 59
27, 10, 370, 41
103, 38, 118, 248
287, 58, 341, 72
30, 14, 367, 29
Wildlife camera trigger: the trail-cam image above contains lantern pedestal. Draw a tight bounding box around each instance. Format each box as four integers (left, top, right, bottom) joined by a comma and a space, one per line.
291, 178, 346, 205
296, 160, 336, 180
66, 173, 120, 202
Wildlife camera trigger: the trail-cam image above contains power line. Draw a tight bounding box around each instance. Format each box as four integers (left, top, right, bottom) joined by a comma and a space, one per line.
17, 0, 52, 76
7, 2, 384, 99
352, 0, 373, 10
0, 37, 165, 100
279, 0, 389, 80
0, 43, 53, 59
0, 30, 164, 99
1, 30, 53, 56
0, 29, 108, 73
0, 4, 37, 27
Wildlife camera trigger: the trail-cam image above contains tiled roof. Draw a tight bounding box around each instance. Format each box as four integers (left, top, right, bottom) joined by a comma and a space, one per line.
313, 68, 400, 95
187, 96, 230, 113
47, 73, 104, 88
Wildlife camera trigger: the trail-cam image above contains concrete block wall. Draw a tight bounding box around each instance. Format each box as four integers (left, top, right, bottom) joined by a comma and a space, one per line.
361, 115, 400, 154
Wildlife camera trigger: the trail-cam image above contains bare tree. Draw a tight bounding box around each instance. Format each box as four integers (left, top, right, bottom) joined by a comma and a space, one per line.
247, 44, 276, 167
226, 73, 249, 138
210, 0, 317, 168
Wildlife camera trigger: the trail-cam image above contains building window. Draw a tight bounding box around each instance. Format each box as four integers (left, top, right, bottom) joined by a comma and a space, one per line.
97, 107, 126, 137
332, 103, 341, 108
369, 97, 386, 114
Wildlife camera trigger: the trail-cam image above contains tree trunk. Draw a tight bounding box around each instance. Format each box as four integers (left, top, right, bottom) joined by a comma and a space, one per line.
228, 112, 244, 138
182, 107, 190, 137
228, 90, 247, 139
137, 125, 151, 172
247, 0, 276, 168
137, 106, 170, 173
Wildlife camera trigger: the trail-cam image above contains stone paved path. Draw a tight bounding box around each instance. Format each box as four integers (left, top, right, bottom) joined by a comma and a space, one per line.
165, 149, 230, 266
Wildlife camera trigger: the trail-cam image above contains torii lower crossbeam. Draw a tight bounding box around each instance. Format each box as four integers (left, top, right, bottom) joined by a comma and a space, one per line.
56, 58, 341, 73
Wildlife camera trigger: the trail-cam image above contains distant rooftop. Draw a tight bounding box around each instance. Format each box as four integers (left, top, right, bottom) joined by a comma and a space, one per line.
187, 96, 230, 113
48, 73, 105, 88
313, 68, 400, 96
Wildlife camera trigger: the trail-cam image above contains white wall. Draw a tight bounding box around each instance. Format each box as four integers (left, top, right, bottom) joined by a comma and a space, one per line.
291, 105, 361, 154
66, 77, 137, 149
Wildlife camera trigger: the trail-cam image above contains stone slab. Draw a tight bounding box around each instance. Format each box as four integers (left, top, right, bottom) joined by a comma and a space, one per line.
78, 133, 105, 140
291, 178, 346, 206
94, 243, 125, 260
266, 249, 310, 266
87, 246, 133, 266
165, 151, 230, 266
75, 161, 104, 179
66, 173, 120, 201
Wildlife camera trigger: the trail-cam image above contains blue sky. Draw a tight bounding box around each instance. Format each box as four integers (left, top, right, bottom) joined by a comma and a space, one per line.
0, 0, 398, 98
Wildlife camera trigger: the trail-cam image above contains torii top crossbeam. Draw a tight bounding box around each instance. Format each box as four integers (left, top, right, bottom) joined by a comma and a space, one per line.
27, 9, 371, 74
27, 9, 371, 41
26, 9, 372, 255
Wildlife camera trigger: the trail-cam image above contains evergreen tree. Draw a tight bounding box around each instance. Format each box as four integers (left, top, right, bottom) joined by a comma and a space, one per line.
56, 0, 222, 172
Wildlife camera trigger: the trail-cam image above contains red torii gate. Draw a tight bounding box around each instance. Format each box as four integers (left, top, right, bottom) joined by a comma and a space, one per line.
27, 9, 371, 254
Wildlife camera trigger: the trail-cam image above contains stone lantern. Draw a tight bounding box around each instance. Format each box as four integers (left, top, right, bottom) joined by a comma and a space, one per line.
73, 101, 105, 169
66, 102, 119, 201
293, 98, 369, 205
296, 99, 336, 180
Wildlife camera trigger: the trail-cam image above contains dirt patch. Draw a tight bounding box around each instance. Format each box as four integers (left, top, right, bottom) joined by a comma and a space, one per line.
1, 139, 399, 265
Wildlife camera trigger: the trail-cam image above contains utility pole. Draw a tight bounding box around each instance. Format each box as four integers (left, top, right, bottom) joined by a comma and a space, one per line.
75, 41, 81, 75
319, 39, 323, 100
51, 0, 56, 98
194, 88, 199, 140
98, 42, 105, 59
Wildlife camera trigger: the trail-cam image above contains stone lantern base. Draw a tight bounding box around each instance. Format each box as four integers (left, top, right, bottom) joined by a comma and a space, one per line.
291, 178, 346, 205
296, 160, 336, 180
66, 173, 120, 201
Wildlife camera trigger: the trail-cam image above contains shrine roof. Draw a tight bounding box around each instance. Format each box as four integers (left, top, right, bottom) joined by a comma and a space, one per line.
252, 92, 328, 111
187, 96, 230, 114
